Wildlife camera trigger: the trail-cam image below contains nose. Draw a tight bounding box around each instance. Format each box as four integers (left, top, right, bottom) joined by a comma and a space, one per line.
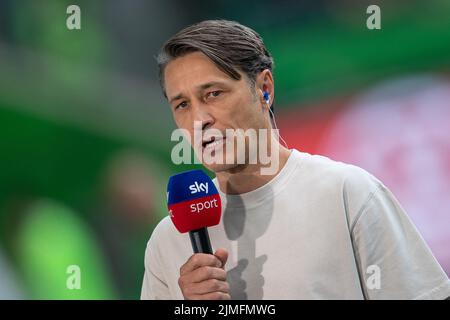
191, 101, 214, 131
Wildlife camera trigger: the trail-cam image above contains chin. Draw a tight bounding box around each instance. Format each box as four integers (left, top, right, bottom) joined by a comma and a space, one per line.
198, 144, 249, 174
203, 162, 240, 174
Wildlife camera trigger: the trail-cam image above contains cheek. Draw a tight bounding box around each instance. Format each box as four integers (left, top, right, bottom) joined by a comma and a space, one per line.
174, 117, 195, 140
174, 115, 183, 128
174, 112, 190, 130
223, 95, 254, 126
234, 100, 261, 129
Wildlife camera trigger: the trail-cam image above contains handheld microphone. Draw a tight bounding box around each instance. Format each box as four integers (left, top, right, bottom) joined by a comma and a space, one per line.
167, 170, 222, 254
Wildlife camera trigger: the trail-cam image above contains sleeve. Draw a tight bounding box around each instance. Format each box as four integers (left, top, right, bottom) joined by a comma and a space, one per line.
140, 228, 172, 300
350, 180, 450, 300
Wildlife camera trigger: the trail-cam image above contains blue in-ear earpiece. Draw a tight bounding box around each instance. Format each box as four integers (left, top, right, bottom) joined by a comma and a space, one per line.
263, 91, 270, 103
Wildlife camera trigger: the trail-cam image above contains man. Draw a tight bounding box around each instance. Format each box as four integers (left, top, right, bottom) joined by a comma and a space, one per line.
141, 20, 450, 299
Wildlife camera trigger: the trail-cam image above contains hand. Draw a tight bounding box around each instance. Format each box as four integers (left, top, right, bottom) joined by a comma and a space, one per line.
178, 248, 230, 300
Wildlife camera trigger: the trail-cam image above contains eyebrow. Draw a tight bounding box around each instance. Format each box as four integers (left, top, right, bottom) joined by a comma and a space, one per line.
168, 81, 227, 104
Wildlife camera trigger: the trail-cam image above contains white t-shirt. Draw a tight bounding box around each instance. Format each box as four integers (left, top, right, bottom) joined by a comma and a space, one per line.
141, 149, 450, 299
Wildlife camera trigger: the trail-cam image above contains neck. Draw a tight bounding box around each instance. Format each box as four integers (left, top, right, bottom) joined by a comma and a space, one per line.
215, 138, 291, 195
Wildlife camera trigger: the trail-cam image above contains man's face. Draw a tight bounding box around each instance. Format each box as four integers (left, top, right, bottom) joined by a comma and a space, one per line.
164, 51, 269, 173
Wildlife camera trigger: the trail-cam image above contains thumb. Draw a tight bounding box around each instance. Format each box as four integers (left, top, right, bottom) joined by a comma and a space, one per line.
214, 248, 228, 269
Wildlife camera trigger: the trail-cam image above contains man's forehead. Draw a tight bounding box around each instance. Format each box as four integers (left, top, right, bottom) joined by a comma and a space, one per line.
164, 52, 242, 100
165, 52, 223, 79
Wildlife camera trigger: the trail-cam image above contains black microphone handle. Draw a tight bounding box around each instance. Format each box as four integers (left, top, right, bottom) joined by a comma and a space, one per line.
189, 227, 213, 254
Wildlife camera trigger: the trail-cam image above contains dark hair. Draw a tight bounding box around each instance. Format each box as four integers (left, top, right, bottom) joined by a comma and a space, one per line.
156, 19, 275, 115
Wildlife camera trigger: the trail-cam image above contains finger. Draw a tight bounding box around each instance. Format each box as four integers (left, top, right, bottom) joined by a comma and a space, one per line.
180, 253, 222, 276
190, 291, 231, 300
189, 266, 227, 283
189, 278, 230, 296
214, 248, 228, 269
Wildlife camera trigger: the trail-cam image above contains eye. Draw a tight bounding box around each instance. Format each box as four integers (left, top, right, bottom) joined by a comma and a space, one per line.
206, 90, 222, 99
175, 101, 188, 110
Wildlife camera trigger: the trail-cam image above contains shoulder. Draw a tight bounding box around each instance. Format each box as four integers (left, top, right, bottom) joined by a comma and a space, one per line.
297, 151, 382, 191
144, 216, 176, 266
146, 216, 175, 250
296, 151, 384, 217
145, 215, 190, 262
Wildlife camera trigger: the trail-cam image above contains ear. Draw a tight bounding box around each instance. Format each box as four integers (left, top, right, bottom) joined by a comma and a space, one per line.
255, 69, 274, 106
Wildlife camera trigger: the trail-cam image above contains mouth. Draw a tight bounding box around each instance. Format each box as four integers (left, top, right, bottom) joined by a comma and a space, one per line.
202, 136, 225, 151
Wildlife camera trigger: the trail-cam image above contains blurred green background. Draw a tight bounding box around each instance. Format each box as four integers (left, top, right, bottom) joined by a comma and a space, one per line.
0, 0, 449, 299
